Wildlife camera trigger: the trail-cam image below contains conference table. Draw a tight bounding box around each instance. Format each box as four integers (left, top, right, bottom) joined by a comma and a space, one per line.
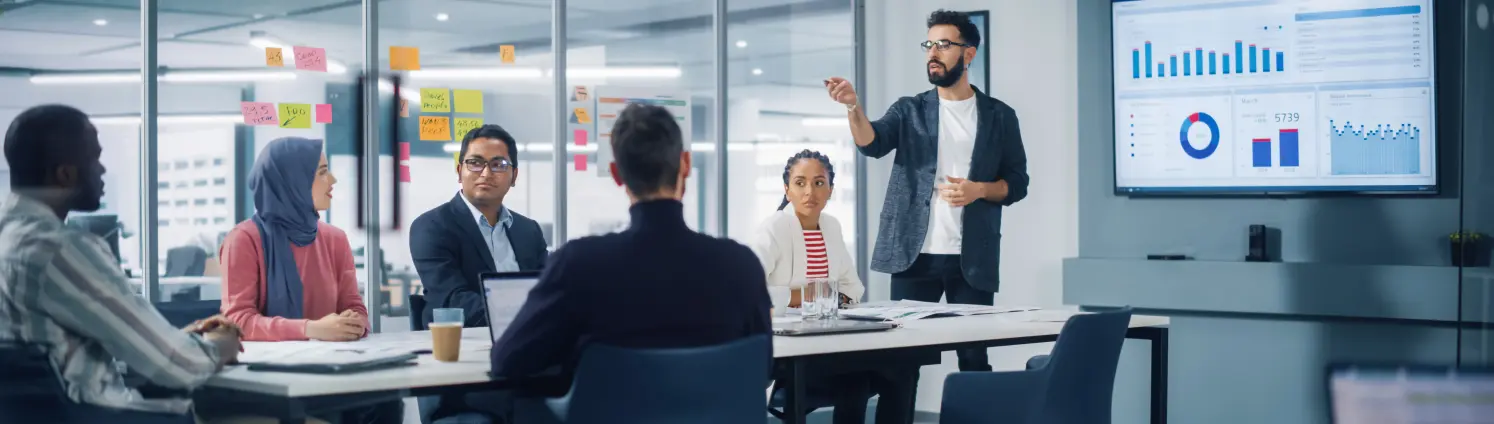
199, 312, 1170, 424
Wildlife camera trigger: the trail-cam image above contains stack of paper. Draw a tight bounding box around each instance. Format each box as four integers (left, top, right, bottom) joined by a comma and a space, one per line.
840, 300, 1038, 322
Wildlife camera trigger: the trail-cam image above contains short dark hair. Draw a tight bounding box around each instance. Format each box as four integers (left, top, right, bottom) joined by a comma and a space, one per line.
610, 103, 683, 196
459, 124, 519, 167
4, 104, 93, 188
927, 9, 980, 48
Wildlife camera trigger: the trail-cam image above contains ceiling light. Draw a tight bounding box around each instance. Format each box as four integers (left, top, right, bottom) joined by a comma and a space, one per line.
751, 68, 763, 76
93, 19, 108, 26
735, 40, 748, 48
29, 70, 297, 85
92, 114, 245, 126
248, 36, 281, 49
409, 67, 546, 80
801, 117, 849, 127
327, 60, 348, 74
436, 13, 450, 21
565, 66, 681, 79
29, 72, 140, 84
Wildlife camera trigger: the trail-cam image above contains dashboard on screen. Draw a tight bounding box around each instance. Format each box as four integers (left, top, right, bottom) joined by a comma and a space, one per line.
1111, 0, 1437, 194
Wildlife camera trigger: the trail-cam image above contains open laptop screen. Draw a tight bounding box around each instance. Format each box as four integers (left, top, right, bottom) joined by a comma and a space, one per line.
481, 272, 540, 341
1329, 364, 1494, 424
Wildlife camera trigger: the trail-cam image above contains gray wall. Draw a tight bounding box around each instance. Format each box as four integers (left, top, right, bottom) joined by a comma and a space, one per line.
1069, 0, 1493, 423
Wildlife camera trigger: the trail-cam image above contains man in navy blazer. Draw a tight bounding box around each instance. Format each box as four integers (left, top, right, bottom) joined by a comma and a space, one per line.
490, 103, 772, 391
411, 124, 550, 328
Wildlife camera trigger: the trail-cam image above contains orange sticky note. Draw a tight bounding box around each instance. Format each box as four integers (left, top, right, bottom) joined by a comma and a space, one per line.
572, 108, 591, 124
419, 116, 451, 141
390, 46, 421, 71
265, 47, 283, 67
292, 46, 326, 72
574, 154, 587, 171
500, 45, 515, 64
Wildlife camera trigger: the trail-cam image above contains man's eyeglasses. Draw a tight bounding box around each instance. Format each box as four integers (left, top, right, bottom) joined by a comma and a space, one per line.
462, 158, 514, 174
920, 40, 973, 52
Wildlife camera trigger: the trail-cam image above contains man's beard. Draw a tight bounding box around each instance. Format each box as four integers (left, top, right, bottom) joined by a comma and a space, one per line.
927, 55, 967, 88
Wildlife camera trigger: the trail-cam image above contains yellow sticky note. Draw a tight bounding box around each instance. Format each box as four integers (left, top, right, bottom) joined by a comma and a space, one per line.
390, 46, 421, 71
453, 90, 483, 114
454, 117, 484, 139
277, 103, 312, 129
500, 45, 515, 64
573, 108, 591, 124
420, 116, 451, 141
420, 88, 450, 113
265, 47, 283, 67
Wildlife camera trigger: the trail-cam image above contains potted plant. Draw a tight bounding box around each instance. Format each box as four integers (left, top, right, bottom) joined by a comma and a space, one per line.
1450, 231, 1488, 267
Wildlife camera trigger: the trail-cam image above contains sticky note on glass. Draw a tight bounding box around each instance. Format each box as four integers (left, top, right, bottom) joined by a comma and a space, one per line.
573, 108, 591, 124
420, 88, 450, 113
453, 89, 483, 114
399, 142, 411, 161
420, 116, 451, 141
500, 45, 516, 64
292, 46, 326, 72
454, 118, 484, 139
278, 103, 312, 129
315, 104, 333, 123
399, 98, 410, 118
240, 101, 278, 126
573, 129, 587, 146
398, 165, 411, 183
574, 154, 587, 171
265, 47, 284, 67
390, 46, 421, 71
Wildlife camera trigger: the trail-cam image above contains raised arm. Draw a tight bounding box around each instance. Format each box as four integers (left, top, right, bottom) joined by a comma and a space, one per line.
825, 77, 902, 158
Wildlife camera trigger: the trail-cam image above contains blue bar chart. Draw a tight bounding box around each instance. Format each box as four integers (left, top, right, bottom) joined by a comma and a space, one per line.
1329, 120, 1421, 175
1129, 38, 1285, 79
1279, 129, 1299, 166
1251, 138, 1272, 167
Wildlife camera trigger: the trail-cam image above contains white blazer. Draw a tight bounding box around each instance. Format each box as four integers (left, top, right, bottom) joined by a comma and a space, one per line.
749, 209, 865, 302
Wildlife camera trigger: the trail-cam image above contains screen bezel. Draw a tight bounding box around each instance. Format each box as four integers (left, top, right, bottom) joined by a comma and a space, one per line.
1108, 0, 1453, 197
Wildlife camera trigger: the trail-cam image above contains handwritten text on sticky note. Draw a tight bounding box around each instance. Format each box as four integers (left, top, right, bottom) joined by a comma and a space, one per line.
420, 88, 450, 113
573, 108, 592, 124
454, 118, 484, 139
241, 102, 278, 126
265, 47, 284, 67
315, 104, 333, 123
292, 46, 326, 72
500, 45, 516, 64
420, 116, 451, 141
399, 99, 410, 117
453, 89, 483, 114
278, 103, 312, 128
390, 46, 421, 71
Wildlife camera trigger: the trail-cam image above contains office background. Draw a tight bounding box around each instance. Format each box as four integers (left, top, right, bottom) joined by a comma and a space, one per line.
0, 1, 1489, 423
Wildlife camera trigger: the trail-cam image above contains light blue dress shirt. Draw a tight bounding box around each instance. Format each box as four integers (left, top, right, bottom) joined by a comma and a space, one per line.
460, 193, 520, 272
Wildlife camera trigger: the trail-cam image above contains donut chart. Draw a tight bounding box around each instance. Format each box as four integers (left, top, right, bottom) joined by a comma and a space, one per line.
1179, 112, 1220, 159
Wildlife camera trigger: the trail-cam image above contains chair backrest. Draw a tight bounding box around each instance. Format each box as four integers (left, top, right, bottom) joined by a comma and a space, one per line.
1038, 308, 1134, 424
565, 335, 772, 424
0, 340, 68, 420
154, 299, 223, 328
163, 246, 208, 277
408, 294, 427, 331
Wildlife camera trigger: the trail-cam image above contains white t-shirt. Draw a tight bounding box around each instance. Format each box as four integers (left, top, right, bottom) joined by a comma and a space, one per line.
921, 95, 978, 254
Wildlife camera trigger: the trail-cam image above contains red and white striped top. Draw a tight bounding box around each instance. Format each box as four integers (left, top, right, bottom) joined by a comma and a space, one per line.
804, 230, 829, 279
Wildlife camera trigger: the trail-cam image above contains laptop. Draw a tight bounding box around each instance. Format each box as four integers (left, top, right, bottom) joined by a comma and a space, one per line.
1327, 364, 1494, 424
772, 318, 897, 336
481, 271, 542, 342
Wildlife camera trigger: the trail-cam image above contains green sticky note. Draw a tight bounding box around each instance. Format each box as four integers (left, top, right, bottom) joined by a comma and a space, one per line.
278, 103, 312, 129
420, 88, 450, 113
454, 117, 484, 139
453, 89, 483, 114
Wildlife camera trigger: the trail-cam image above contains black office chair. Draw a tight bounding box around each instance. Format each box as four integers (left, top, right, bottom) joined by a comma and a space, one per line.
163, 246, 208, 277
409, 294, 427, 331
0, 341, 194, 424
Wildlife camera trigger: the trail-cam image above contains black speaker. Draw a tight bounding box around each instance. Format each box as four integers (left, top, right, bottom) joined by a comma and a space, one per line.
1246, 224, 1269, 262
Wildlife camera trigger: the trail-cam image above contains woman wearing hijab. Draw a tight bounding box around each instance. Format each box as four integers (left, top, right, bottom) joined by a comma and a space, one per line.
220, 137, 368, 342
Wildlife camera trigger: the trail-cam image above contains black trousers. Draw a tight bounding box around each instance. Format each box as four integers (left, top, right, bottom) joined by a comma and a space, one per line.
890, 254, 996, 372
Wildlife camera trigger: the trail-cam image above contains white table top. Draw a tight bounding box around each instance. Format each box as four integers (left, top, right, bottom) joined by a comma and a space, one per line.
206, 313, 1168, 398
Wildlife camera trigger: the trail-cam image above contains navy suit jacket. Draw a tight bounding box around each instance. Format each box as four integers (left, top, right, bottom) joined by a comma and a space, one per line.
860, 87, 1030, 292
411, 194, 549, 327
490, 200, 772, 380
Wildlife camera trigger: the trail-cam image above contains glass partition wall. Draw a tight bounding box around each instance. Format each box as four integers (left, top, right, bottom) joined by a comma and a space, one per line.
3, 0, 865, 333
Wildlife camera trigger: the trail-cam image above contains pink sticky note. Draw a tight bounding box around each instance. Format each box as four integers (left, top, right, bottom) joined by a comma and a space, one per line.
398, 142, 410, 161
293, 46, 327, 72
398, 165, 411, 183
239, 101, 277, 126
573, 129, 587, 146
574, 154, 587, 171
315, 104, 332, 123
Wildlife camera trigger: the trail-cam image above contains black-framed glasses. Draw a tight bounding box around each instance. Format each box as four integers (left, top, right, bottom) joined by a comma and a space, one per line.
462, 158, 513, 174
920, 39, 973, 52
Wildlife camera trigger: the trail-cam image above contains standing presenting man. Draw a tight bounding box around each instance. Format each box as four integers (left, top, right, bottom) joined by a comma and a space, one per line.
825, 9, 1028, 372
